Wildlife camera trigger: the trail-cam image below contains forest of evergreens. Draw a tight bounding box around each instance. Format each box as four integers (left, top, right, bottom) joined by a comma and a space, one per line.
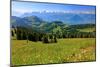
11, 24, 96, 44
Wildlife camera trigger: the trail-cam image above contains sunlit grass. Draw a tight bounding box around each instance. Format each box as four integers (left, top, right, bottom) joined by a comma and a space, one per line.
77, 28, 95, 32
11, 38, 96, 65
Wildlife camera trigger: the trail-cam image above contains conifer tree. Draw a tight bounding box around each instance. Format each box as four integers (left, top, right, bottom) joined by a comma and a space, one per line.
11, 30, 14, 37
54, 35, 57, 43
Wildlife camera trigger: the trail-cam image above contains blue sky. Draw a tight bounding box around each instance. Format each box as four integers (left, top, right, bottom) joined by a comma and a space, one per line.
12, 1, 96, 16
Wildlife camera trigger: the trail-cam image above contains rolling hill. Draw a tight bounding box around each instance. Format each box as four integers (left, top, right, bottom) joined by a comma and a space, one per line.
11, 15, 95, 34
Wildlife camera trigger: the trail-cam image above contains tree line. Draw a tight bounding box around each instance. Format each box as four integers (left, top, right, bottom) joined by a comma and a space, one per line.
11, 26, 96, 43
11, 26, 57, 43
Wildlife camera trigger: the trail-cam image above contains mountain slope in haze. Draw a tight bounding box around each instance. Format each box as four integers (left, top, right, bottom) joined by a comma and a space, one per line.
20, 12, 96, 25
11, 15, 95, 33
11, 16, 28, 27
11, 16, 45, 28
11, 16, 67, 33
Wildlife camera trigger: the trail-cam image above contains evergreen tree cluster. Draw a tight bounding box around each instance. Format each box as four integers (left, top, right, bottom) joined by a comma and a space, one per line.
59, 32, 96, 38
12, 26, 58, 43
11, 26, 95, 44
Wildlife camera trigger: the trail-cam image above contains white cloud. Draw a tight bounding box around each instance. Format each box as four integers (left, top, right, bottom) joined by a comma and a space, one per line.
12, 9, 95, 16
12, 9, 33, 14
31, 10, 95, 14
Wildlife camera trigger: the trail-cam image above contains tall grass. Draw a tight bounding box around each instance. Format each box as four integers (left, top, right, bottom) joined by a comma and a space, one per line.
11, 38, 96, 65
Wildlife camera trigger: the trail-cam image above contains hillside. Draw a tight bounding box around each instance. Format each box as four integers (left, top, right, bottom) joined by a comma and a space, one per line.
11, 15, 96, 34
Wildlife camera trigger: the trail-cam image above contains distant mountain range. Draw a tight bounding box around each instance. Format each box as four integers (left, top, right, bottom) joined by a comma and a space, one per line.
20, 12, 96, 25
11, 14, 95, 33
11, 16, 67, 32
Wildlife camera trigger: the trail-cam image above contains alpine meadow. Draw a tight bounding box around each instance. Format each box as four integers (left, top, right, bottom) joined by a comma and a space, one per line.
11, 1, 96, 66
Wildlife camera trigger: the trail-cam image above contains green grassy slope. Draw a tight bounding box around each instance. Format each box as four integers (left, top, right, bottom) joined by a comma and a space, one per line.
11, 38, 96, 65
77, 28, 95, 32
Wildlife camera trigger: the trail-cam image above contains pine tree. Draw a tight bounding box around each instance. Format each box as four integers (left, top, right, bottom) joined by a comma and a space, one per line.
49, 34, 53, 43
22, 31, 27, 40
16, 28, 22, 40
11, 30, 14, 37
33, 33, 38, 42
54, 35, 57, 43
39, 33, 43, 41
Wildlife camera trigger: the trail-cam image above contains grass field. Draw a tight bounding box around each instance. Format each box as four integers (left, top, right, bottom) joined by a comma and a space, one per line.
11, 38, 96, 66
77, 28, 95, 32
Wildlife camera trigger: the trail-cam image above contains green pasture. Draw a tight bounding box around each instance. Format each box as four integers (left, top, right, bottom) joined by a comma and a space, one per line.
11, 38, 96, 66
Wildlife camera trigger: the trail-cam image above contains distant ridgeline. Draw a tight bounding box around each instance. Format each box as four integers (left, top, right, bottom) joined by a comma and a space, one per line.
11, 15, 96, 43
